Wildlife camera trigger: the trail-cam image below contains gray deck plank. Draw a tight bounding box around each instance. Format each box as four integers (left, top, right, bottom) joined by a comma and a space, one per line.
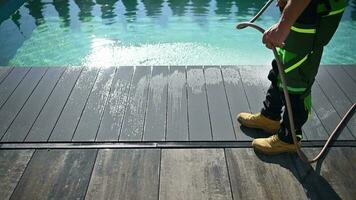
119, 67, 151, 141
25, 67, 83, 142
300, 69, 332, 140
238, 65, 270, 113
1, 68, 65, 142
0, 68, 30, 108
295, 68, 330, 140
85, 149, 160, 200
339, 147, 356, 171
0, 68, 47, 140
325, 66, 356, 138
0, 67, 13, 84
72, 67, 116, 141
311, 82, 354, 140
302, 108, 329, 140
159, 149, 233, 200
291, 72, 328, 140
10, 149, 97, 200
204, 66, 235, 141
143, 66, 168, 141
0, 150, 34, 200
316, 67, 353, 118
342, 65, 356, 84
186, 66, 212, 141
342, 65, 356, 138
221, 66, 251, 141
292, 147, 356, 200
326, 66, 356, 102
238, 65, 276, 139
166, 66, 189, 141
226, 148, 307, 200
96, 66, 134, 141
49, 67, 100, 141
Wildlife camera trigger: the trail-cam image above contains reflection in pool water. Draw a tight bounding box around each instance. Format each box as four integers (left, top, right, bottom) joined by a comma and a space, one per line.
0, 0, 356, 67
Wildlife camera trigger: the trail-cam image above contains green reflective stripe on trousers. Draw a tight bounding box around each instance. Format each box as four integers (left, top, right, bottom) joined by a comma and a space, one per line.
284, 54, 309, 73
278, 83, 306, 93
304, 93, 312, 117
291, 26, 316, 34
326, 7, 345, 16
276, 48, 297, 65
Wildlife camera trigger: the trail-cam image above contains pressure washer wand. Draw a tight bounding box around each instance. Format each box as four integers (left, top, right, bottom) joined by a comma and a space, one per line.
236, 4, 356, 164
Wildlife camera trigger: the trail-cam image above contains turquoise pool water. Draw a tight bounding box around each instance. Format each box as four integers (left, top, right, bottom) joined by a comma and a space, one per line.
0, 0, 356, 67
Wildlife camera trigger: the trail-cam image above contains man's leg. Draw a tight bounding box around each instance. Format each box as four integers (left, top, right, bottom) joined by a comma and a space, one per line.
237, 60, 281, 134
277, 92, 309, 143
277, 47, 323, 143
249, 0, 345, 154
261, 60, 284, 121
252, 92, 309, 154
252, 47, 323, 154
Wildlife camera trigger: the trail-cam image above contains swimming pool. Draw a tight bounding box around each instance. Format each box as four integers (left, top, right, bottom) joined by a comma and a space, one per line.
1, 0, 356, 67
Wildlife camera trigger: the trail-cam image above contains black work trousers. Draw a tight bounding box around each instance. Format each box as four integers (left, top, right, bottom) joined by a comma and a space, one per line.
261, 60, 309, 144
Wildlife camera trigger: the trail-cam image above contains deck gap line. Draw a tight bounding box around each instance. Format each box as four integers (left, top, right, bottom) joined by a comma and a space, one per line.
237, 68, 253, 113
70, 67, 101, 141
117, 66, 136, 141
7, 149, 36, 200
341, 66, 356, 84
237, 67, 261, 138
315, 79, 355, 139
94, 67, 118, 141
46, 67, 85, 142
0, 67, 14, 86
141, 66, 153, 142
0, 68, 31, 111
322, 68, 356, 139
2, 140, 356, 149
0, 68, 49, 142
83, 149, 100, 200
223, 149, 236, 200
202, 65, 214, 140
184, 66, 191, 141
164, 66, 169, 141
311, 104, 332, 137
157, 149, 163, 200
312, 81, 340, 137
23, 68, 67, 142
325, 67, 354, 103
220, 66, 238, 141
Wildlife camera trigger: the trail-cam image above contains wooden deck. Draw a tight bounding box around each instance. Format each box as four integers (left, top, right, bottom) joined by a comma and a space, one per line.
1, 148, 356, 199
0, 65, 355, 143
0, 65, 356, 199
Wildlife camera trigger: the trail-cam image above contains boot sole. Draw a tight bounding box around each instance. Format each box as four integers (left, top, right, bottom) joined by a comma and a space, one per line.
252, 145, 297, 155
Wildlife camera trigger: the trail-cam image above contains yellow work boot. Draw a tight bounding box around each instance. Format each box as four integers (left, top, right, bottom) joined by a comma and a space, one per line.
252, 135, 300, 155
236, 112, 280, 134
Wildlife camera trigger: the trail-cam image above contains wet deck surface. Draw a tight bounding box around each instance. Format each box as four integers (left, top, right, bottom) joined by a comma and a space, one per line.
0, 65, 355, 143
0, 65, 356, 199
